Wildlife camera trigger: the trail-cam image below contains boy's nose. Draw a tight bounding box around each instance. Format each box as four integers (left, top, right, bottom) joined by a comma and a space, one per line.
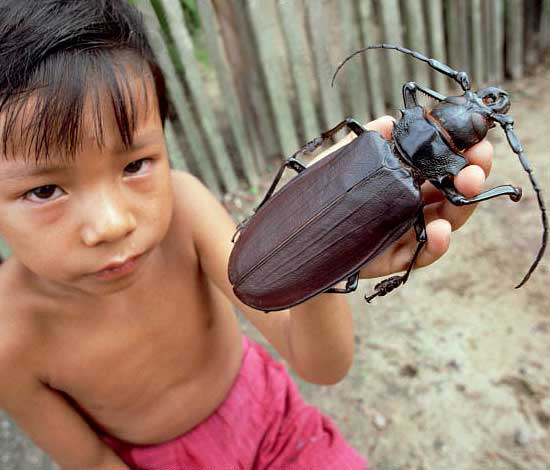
80, 192, 137, 247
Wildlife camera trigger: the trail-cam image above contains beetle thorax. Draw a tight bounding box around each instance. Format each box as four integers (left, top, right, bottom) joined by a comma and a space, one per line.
392, 106, 468, 182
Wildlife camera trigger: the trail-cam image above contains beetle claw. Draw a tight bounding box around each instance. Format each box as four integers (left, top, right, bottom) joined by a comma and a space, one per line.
510, 186, 522, 202
231, 217, 251, 243
365, 275, 404, 303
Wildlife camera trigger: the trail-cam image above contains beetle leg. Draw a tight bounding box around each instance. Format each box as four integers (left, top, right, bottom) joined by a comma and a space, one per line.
432, 177, 522, 205
490, 113, 547, 288
325, 272, 359, 294
255, 118, 366, 212
365, 211, 427, 303
402, 82, 446, 108
235, 119, 367, 242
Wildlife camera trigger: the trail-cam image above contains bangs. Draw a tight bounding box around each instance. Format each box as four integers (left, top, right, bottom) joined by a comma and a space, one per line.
0, 50, 154, 163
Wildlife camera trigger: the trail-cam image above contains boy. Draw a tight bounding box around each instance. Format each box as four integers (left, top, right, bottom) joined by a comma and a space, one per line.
0, 1, 492, 468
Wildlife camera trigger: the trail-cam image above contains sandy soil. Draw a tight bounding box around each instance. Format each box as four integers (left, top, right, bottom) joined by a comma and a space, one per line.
1, 71, 548, 469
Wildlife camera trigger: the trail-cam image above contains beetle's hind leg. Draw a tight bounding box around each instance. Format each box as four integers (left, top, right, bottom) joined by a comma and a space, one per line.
365, 211, 427, 303
325, 272, 359, 294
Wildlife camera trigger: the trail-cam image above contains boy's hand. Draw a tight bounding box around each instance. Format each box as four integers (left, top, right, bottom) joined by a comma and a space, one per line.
317, 116, 492, 280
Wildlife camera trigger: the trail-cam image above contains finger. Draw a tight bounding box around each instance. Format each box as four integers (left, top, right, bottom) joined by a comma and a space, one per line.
413, 219, 452, 268
365, 115, 395, 140
463, 139, 493, 177
388, 219, 451, 272
423, 165, 486, 231
360, 218, 451, 278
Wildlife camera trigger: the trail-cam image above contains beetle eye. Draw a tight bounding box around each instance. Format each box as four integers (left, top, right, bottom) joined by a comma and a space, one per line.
483, 94, 497, 105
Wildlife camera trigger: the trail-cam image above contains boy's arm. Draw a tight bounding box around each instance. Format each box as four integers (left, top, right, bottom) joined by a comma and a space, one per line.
180, 118, 491, 386
0, 348, 128, 470
179, 171, 355, 385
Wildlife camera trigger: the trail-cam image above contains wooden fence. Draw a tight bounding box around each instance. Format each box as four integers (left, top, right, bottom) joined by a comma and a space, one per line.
0, 0, 548, 259
135, 0, 550, 197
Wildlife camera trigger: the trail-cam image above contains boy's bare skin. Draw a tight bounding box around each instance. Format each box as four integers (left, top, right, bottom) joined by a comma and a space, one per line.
0, 74, 492, 469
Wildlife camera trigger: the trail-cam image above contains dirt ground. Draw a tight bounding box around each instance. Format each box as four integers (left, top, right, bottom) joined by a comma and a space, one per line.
1, 72, 548, 469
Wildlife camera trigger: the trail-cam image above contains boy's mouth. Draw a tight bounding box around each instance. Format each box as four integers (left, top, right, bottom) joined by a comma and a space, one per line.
93, 252, 145, 281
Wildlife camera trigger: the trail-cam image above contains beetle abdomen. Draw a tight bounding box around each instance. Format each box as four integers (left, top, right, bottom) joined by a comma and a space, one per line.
229, 131, 423, 311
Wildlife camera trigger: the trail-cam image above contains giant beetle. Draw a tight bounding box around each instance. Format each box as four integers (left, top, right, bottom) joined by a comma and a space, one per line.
228, 44, 547, 312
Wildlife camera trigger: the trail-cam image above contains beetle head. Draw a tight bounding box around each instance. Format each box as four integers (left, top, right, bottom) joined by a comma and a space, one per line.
477, 87, 511, 114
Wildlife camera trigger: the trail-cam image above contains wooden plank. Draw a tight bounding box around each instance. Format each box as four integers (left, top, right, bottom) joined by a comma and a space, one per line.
444, 0, 460, 71
247, 0, 299, 157
542, 0, 550, 51
135, 0, 221, 196
278, 0, 321, 140
356, 0, 386, 117
470, 0, 485, 86
218, 0, 276, 172
338, 0, 370, 121
524, 0, 539, 67
378, 0, 407, 109
492, 0, 505, 83
506, 0, 525, 80
197, 0, 258, 186
159, 0, 239, 192
165, 119, 188, 171
482, 0, 496, 82
306, 0, 345, 129
458, 0, 470, 74
425, 0, 448, 93
402, 0, 431, 86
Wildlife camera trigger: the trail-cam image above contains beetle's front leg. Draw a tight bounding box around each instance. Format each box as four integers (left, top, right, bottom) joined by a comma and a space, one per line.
402, 82, 446, 108
365, 210, 427, 303
432, 177, 522, 205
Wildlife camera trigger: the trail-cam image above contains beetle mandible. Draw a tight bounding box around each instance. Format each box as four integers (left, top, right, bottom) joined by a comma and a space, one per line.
228, 44, 547, 313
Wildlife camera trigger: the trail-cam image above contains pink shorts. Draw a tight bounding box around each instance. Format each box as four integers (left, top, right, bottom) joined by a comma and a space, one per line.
101, 336, 366, 469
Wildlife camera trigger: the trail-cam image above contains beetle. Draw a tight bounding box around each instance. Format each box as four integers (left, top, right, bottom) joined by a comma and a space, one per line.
228, 44, 547, 312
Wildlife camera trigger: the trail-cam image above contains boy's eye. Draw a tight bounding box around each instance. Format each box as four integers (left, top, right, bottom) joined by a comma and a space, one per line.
24, 185, 63, 203
124, 158, 152, 175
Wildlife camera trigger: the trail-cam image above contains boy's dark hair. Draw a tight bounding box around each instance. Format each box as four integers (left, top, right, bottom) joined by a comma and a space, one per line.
0, 0, 168, 162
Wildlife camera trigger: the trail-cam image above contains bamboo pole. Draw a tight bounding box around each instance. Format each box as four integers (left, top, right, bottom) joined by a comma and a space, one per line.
483, 0, 495, 83
222, 0, 276, 171
306, 0, 345, 130
338, 0, 370, 121
197, 0, 258, 186
159, 0, 239, 192
542, 0, 550, 51
135, 0, 221, 196
356, 0, 386, 117
402, 0, 431, 87
378, 0, 407, 110
425, 0, 448, 93
471, 0, 484, 87
165, 119, 188, 171
247, 0, 299, 157
492, 0, 505, 83
506, 0, 525, 80
457, 0, 470, 74
278, 0, 321, 141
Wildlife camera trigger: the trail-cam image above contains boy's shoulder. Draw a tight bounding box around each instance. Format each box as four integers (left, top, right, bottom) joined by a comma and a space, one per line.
170, 169, 210, 207
168, 169, 222, 237
0, 261, 40, 383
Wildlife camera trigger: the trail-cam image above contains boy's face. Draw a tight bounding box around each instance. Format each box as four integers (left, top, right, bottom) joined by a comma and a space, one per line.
0, 75, 173, 296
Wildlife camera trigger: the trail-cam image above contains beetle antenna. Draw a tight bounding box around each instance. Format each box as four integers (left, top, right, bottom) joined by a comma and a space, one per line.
493, 117, 548, 288
331, 44, 471, 91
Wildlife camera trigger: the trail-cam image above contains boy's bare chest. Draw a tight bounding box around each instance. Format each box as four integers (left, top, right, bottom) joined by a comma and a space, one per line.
39, 270, 242, 442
